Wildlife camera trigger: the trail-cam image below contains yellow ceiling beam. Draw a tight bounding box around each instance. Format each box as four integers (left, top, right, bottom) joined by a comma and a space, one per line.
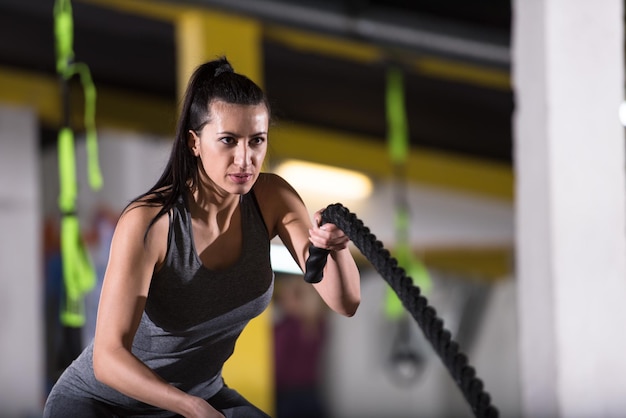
269, 122, 513, 201
264, 25, 511, 91
351, 245, 512, 281
421, 245, 512, 280
0, 67, 62, 127
415, 57, 511, 91
264, 25, 383, 63
76, 0, 184, 21
0, 66, 175, 134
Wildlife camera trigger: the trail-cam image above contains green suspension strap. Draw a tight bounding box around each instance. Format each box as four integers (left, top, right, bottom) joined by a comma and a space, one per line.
384, 66, 432, 320
54, 0, 103, 327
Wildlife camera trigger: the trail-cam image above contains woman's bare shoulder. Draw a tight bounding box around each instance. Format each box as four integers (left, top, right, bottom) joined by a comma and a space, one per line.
254, 172, 300, 195
120, 200, 162, 223
253, 172, 310, 234
116, 198, 170, 242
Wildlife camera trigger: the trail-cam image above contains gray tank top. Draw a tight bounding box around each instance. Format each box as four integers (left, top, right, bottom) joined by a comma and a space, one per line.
54, 191, 274, 416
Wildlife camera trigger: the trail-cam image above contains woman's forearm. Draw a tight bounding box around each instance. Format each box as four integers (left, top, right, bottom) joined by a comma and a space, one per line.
93, 345, 202, 417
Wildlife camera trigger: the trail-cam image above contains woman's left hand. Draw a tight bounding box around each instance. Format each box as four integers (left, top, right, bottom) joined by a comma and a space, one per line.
308, 209, 350, 252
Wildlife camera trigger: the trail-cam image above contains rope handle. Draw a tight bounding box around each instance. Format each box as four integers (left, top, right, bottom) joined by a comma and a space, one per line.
303, 211, 332, 283
303, 245, 330, 283
303, 203, 499, 418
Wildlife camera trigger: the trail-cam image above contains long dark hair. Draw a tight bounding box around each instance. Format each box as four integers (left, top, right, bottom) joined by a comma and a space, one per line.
129, 56, 270, 238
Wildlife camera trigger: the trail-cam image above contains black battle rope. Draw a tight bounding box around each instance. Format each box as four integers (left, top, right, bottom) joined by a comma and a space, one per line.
304, 203, 499, 418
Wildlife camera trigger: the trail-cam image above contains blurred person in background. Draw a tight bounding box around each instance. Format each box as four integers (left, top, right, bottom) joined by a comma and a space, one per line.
273, 274, 330, 418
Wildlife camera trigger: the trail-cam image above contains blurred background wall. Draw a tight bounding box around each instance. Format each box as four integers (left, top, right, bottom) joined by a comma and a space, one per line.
1, 0, 625, 417
0, 105, 43, 418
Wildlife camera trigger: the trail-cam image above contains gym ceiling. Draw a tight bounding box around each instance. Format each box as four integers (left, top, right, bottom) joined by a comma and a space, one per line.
0, 0, 513, 200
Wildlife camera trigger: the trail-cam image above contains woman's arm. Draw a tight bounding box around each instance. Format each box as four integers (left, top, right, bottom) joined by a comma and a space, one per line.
256, 173, 361, 316
92, 204, 223, 418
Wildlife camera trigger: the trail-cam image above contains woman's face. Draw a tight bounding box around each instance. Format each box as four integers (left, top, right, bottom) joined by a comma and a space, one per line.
188, 100, 268, 196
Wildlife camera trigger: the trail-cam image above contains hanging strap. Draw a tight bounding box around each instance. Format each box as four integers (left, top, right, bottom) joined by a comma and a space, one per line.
385, 66, 431, 319
54, 0, 102, 327
54, 0, 103, 190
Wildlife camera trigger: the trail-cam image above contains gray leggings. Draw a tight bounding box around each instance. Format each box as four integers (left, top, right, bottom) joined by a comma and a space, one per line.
43, 385, 271, 418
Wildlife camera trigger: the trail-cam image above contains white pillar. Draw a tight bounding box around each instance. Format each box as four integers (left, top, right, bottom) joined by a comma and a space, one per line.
513, 0, 626, 416
0, 105, 43, 416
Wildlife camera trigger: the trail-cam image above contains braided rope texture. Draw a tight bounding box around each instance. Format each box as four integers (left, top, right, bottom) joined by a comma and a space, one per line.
321, 203, 499, 418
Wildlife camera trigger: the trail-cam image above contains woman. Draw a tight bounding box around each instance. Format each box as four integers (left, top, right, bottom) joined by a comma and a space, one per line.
43, 57, 361, 418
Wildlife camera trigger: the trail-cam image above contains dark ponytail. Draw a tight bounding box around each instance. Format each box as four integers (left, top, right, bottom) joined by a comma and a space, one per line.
128, 56, 270, 240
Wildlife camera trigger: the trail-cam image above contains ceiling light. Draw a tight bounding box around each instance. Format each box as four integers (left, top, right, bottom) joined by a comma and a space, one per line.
274, 159, 373, 200
619, 100, 626, 126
